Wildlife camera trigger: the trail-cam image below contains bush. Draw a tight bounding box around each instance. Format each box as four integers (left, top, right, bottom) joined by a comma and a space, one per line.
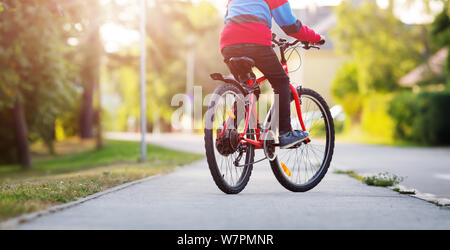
430, 7, 450, 49
364, 172, 404, 187
331, 63, 363, 121
415, 91, 450, 145
389, 91, 417, 141
361, 93, 395, 141
389, 91, 450, 145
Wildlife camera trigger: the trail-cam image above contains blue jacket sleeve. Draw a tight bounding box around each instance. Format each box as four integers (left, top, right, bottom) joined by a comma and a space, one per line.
271, 1, 303, 35
270, 0, 321, 43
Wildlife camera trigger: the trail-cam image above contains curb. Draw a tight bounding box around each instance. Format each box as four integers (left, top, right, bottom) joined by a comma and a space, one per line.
408, 190, 450, 207
0, 174, 163, 230
332, 162, 450, 207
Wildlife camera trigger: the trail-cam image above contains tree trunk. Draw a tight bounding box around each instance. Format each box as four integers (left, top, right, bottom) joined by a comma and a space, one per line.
45, 119, 56, 155
80, 82, 95, 138
94, 13, 103, 150
95, 107, 103, 150
79, 13, 101, 139
12, 100, 32, 169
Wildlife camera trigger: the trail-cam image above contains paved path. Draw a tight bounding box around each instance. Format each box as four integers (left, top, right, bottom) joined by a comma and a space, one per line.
108, 132, 450, 200
333, 143, 450, 200
13, 133, 450, 229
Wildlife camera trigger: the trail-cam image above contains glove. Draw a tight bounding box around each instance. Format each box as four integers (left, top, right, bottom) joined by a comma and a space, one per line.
314, 35, 325, 46
291, 25, 322, 44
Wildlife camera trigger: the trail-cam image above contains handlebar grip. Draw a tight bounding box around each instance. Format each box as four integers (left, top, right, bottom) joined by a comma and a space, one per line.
316, 38, 325, 46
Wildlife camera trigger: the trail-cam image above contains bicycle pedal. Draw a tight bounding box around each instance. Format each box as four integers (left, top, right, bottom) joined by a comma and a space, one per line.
289, 142, 303, 149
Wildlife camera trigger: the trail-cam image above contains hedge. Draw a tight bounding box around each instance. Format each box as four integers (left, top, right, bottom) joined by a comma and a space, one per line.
389, 91, 450, 145
388, 92, 417, 141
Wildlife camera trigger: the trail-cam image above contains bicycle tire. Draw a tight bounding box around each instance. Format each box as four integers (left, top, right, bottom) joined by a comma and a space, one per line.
270, 87, 335, 192
204, 84, 255, 194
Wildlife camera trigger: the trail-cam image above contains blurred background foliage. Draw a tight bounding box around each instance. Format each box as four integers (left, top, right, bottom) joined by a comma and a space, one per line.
0, 0, 449, 169
0, 0, 79, 165
331, 1, 423, 94
331, 0, 450, 145
0, 0, 224, 167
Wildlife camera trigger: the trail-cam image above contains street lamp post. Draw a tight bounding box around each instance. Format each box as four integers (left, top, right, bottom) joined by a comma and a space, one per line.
184, 35, 195, 132
140, 0, 147, 162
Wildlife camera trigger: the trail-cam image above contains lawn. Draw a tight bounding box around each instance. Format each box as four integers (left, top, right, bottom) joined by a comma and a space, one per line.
0, 140, 203, 222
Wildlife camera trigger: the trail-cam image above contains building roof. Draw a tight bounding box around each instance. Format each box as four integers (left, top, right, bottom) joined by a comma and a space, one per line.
399, 47, 448, 86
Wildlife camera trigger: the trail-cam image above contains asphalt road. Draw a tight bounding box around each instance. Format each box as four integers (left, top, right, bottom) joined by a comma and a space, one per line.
12, 133, 450, 229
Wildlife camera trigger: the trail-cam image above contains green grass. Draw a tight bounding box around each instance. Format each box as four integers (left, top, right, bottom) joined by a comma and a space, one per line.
0, 140, 204, 222
426, 200, 443, 207
364, 172, 404, 187
335, 170, 404, 187
334, 170, 365, 181
0, 140, 201, 177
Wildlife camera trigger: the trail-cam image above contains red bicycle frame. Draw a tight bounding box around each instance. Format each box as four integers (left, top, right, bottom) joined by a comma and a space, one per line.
230, 60, 308, 150
217, 38, 312, 150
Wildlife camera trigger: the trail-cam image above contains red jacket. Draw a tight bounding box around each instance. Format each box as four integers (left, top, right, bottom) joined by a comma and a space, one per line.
220, 0, 321, 50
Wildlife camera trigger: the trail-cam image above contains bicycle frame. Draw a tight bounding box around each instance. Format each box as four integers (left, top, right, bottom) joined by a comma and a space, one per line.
219, 45, 309, 150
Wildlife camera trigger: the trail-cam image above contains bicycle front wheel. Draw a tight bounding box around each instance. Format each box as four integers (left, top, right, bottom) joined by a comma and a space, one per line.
270, 87, 335, 192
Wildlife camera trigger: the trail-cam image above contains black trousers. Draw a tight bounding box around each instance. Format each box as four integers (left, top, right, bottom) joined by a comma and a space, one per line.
222, 44, 291, 134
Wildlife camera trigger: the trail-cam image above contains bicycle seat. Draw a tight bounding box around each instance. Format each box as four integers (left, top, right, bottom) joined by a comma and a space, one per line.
225, 57, 256, 83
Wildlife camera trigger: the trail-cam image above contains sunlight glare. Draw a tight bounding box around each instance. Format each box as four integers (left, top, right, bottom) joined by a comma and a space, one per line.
100, 22, 140, 53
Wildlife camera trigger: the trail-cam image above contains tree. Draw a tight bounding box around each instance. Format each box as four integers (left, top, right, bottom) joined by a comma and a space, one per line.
70, 1, 102, 143
430, 5, 450, 86
52, 0, 104, 147
103, 0, 223, 132
331, 62, 363, 124
331, 1, 423, 95
0, 1, 77, 167
11, 99, 31, 168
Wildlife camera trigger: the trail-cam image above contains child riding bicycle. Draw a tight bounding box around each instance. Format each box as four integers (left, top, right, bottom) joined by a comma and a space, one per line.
220, 0, 325, 149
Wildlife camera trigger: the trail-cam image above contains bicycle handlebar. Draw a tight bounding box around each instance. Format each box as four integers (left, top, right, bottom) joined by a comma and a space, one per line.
271, 33, 322, 50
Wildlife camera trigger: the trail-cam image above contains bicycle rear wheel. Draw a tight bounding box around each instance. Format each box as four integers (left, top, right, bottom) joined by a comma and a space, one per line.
270, 87, 335, 192
204, 84, 255, 194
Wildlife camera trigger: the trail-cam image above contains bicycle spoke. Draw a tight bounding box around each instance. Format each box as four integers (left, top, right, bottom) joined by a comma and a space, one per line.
209, 90, 254, 189
275, 92, 331, 186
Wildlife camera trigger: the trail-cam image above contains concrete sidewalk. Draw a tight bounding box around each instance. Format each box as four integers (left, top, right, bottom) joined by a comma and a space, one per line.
108, 132, 450, 202
11, 132, 450, 229
15, 158, 450, 229
333, 143, 450, 201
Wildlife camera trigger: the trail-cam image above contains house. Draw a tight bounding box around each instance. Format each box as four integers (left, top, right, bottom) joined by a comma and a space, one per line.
398, 47, 448, 91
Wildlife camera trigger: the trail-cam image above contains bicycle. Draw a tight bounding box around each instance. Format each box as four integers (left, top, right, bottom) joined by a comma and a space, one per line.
204, 34, 335, 194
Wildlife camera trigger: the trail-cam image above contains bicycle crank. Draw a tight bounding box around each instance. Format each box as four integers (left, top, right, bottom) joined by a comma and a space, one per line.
263, 130, 277, 161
